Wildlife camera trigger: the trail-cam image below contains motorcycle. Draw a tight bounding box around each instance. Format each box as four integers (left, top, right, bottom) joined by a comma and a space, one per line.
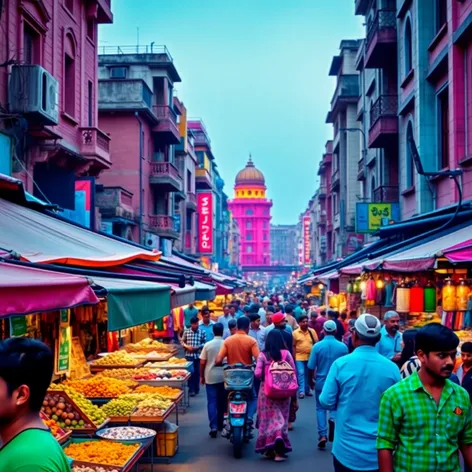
222, 363, 254, 459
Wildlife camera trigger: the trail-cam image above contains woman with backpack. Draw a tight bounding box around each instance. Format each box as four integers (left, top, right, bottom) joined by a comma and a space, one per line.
254, 329, 297, 462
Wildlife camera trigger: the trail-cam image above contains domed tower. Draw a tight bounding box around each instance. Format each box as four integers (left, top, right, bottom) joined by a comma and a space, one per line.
228, 156, 272, 268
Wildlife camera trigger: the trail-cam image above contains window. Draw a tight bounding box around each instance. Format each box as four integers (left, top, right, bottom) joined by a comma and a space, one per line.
247, 245, 253, 253
246, 209, 254, 216
110, 67, 128, 79
246, 232, 253, 241
405, 121, 415, 187
246, 220, 252, 229
438, 87, 449, 170
263, 221, 267, 229
87, 18, 95, 42
87, 81, 93, 127
65, 0, 74, 13
187, 170, 192, 192
263, 233, 267, 241
64, 54, 75, 116
404, 19, 413, 75
248, 190, 252, 196
23, 23, 40, 65
436, 0, 447, 33
371, 176, 376, 202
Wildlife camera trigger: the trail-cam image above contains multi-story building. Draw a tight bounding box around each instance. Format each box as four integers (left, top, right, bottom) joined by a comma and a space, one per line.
326, 40, 364, 258
396, 0, 472, 218
96, 45, 181, 253
0, 0, 113, 218
228, 157, 272, 268
174, 98, 197, 257
228, 215, 241, 271
270, 224, 298, 266
355, 0, 399, 213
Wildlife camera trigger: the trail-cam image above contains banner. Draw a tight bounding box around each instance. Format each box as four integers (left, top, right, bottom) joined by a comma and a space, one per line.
198, 193, 213, 253
303, 216, 311, 266
356, 203, 400, 233
55, 310, 71, 375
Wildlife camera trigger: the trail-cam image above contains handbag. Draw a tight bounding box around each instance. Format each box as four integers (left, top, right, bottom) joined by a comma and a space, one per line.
264, 351, 298, 399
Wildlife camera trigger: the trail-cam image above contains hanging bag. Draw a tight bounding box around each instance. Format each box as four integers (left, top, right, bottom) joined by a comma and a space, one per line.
264, 351, 298, 399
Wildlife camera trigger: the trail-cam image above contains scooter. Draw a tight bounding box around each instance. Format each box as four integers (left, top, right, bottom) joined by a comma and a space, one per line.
222, 364, 254, 459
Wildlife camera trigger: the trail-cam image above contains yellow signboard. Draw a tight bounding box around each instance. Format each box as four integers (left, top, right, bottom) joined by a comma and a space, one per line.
368, 203, 393, 231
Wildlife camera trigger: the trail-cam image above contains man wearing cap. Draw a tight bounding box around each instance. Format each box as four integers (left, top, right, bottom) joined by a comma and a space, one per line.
320, 314, 400, 472
376, 311, 403, 363
308, 320, 348, 449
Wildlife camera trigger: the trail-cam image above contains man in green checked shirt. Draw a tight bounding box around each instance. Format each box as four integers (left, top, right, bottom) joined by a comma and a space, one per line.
377, 323, 472, 472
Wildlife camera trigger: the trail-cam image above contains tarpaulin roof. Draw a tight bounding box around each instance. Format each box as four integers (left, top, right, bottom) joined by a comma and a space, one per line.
0, 262, 99, 317
0, 198, 161, 267
194, 281, 217, 301
171, 285, 196, 308
341, 223, 472, 273
91, 277, 171, 331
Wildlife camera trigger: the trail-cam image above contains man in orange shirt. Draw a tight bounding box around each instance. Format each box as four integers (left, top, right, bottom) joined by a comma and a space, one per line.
216, 317, 259, 424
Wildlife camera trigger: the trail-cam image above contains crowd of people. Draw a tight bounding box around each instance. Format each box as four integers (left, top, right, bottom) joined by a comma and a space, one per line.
184, 291, 472, 471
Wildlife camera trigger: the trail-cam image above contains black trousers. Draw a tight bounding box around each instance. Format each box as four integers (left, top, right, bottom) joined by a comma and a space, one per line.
333, 456, 379, 472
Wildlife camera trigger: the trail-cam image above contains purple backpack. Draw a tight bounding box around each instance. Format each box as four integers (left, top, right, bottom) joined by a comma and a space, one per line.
264, 350, 298, 399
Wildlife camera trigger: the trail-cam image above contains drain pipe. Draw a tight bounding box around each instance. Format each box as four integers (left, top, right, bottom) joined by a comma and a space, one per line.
135, 112, 144, 244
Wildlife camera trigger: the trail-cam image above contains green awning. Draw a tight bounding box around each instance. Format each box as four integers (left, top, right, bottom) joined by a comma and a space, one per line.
92, 277, 171, 331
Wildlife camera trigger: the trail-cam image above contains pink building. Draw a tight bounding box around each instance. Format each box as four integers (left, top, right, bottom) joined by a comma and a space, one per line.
96, 46, 182, 252
0, 0, 113, 210
228, 158, 272, 268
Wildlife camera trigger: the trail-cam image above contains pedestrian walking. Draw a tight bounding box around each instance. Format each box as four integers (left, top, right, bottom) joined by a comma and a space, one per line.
227, 319, 237, 337
199, 307, 215, 342
377, 323, 472, 472
293, 314, 318, 398
320, 314, 400, 472
312, 309, 328, 338
183, 303, 199, 330
284, 305, 300, 331
200, 323, 225, 438
327, 311, 345, 341
255, 329, 295, 462
218, 304, 236, 339
181, 316, 206, 397
0, 338, 71, 471
376, 310, 403, 363
308, 320, 348, 449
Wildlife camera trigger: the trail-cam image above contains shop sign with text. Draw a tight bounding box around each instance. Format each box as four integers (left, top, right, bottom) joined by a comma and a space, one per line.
303, 216, 311, 266
198, 193, 213, 253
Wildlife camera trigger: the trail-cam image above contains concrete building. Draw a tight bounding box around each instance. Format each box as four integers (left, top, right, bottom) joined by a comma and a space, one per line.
270, 224, 298, 266
96, 44, 182, 252
326, 40, 364, 258
0, 0, 113, 218
228, 157, 272, 268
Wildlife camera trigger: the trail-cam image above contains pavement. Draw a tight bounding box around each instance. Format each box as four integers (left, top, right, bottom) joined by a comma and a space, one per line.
143, 389, 335, 472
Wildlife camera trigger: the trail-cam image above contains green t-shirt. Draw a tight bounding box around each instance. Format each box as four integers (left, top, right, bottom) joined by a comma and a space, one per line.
0, 428, 71, 471
184, 307, 199, 328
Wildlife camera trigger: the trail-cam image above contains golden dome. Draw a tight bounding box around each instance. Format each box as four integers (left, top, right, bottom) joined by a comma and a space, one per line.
235, 156, 265, 185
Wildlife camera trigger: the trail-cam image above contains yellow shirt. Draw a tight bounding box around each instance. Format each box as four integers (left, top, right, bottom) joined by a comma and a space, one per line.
293, 327, 318, 361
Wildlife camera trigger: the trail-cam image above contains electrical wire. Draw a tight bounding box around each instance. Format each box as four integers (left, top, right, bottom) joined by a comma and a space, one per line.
12, 153, 52, 204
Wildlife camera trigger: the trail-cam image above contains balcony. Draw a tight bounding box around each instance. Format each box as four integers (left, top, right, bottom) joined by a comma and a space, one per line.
96, 186, 136, 223
319, 214, 327, 226
152, 105, 181, 144
369, 95, 398, 148
373, 185, 399, 203
186, 192, 197, 212
331, 169, 340, 190
327, 75, 359, 123
148, 215, 179, 240
79, 127, 111, 170
98, 79, 154, 122
195, 167, 213, 190
357, 157, 365, 181
355, 0, 370, 15
94, 0, 113, 24
365, 10, 397, 69
319, 185, 327, 199
149, 162, 182, 192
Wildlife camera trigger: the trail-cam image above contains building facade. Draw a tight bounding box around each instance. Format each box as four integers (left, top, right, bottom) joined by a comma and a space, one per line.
96, 45, 181, 253
228, 157, 272, 268
270, 224, 298, 266
0, 0, 113, 220
326, 40, 364, 258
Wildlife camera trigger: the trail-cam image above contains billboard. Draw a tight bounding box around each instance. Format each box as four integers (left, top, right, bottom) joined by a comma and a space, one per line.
303, 216, 311, 266
356, 202, 400, 233
197, 192, 213, 253
60, 178, 96, 229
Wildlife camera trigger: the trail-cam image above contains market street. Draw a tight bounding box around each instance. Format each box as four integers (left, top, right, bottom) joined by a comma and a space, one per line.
153, 391, 334, 472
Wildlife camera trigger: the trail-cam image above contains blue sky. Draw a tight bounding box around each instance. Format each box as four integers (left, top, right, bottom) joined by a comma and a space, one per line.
100, 0, 364, 224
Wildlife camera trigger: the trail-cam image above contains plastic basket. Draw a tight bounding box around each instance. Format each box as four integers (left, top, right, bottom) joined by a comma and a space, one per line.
224, 368, 254, 391
156, 422, 178, 457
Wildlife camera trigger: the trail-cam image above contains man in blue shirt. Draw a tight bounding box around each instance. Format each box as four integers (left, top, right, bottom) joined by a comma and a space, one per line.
308, 320, 348, 449
376, 310, 403, 363
198, 308, 215, 342
218, 305, 235, 338
319, 314, 400, 472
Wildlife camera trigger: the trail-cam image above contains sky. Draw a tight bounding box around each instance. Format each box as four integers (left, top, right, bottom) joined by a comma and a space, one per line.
100, 0, 364, 225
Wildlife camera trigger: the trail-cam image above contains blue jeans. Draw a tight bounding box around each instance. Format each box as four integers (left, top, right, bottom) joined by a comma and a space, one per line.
296, 360, 310, 395
315, 388, 334, 439
248, 383, 257, 420
186, 357, 200, 394
206, 382, 226, 431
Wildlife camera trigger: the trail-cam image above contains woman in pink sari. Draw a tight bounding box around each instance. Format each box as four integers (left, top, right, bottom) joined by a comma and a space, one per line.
254, 329, 294, 462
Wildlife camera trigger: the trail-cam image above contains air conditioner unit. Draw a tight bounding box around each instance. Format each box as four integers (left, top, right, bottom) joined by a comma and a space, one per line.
145, 232, 159, 249
110, 67, 128, 79
9, 65, 59, 125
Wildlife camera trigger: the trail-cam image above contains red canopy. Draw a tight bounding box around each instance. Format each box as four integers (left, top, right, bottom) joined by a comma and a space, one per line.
0, 263, 99, 317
